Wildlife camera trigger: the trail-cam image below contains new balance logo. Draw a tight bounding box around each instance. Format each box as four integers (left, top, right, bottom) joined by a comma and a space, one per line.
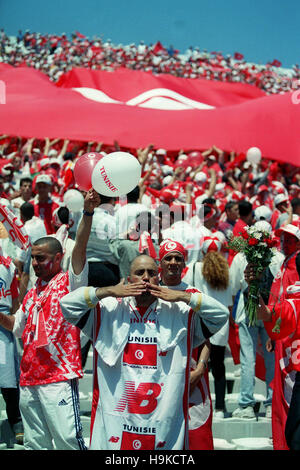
115, 381, 162, 414
58, 399, 68, 406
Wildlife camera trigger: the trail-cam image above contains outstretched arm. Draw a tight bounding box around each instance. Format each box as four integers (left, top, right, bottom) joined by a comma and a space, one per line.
148, 283, 229, 345
60, 279, 147, 338
71, 189, 101, 275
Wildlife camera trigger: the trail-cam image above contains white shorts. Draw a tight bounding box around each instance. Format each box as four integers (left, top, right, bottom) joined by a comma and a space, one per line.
20, 379, 87, 450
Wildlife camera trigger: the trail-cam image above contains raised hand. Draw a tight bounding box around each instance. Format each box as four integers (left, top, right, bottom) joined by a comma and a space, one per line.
84, 188, 101, 213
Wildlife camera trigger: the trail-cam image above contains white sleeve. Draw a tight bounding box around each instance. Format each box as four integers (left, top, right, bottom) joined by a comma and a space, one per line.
60, 286, 99, 340
230, 253, 247, 296
12, 305, 27, 338
189, 292, 229, 347
68, 259, 89, 292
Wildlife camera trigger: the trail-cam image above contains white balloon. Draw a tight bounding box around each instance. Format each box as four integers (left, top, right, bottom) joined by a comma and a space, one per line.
246, 147, 262, 165
91, 152, 141, 197
63, 189, 84, 212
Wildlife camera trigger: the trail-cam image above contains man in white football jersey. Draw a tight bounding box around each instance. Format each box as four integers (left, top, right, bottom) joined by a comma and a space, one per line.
60, 254, 228, 450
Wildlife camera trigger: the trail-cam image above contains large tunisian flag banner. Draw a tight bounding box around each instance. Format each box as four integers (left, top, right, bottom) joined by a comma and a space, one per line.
0, 64, 299, 164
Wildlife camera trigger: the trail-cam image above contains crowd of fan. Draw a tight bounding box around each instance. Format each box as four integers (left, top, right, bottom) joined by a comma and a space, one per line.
0, 28, 299, 95
1, 134, 300, 211
1, 24, 300, 452
0, 133, 300, 250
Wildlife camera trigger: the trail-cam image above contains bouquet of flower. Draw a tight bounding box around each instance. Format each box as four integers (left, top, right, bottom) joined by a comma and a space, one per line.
228, 225, 277, 326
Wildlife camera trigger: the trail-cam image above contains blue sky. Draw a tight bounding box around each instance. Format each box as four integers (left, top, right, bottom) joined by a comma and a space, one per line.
1, 0, 299, 68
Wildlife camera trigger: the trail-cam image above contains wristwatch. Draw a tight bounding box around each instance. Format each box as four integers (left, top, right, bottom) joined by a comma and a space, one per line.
83, 209, 94, 216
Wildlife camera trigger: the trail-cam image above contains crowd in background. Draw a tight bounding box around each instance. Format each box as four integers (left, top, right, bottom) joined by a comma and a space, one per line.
0, 28, 299, 95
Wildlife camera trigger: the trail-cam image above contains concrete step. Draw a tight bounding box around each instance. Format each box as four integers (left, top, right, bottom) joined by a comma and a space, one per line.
0, 442, 24, 450
231, 437, 273, 450
210, 392, 268, 414
213, 438, 237, 450
212, 416, 272, 441
209, 373, 268, 398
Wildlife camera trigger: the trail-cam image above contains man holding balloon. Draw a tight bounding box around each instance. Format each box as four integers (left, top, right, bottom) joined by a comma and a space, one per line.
59, 151, 224, 450
0, 189, 100, 450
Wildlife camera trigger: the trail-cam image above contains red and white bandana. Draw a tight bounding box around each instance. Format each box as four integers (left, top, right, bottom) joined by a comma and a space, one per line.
200, 236, 222, 254
159, 239, 187, 261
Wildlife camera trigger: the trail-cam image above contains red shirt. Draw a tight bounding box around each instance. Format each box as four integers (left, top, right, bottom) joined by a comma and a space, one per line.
30, 198, 59, 234
227, 219, 247, 266
265, 284, 300, 372
17, 271, 83, 386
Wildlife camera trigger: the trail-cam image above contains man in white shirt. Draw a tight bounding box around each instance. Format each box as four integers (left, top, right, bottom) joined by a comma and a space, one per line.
230, 222, 283, 419
60, 254, 228, 450
11, 177, 33, 218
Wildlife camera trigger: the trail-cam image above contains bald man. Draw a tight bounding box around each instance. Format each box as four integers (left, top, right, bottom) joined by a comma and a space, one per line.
60, 254, 228, 450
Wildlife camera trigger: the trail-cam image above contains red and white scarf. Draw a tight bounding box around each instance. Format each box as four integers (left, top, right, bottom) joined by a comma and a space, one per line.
31, 270, 69, 348
0, 204, 30, 250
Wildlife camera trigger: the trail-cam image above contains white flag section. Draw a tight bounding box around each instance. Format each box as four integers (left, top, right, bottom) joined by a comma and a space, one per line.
0, 204, 30, 250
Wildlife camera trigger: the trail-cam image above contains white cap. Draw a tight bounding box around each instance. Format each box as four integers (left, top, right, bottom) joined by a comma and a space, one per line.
39, 158, 50, 168
36, 174, 52, 185
274, 194, 289, 206
163, 175, 173, 186
194, 171, 207, 183
275, 223, 300, 240
254, 205, 272, 222
49, 158, 61, 167
161, 165, 173, 176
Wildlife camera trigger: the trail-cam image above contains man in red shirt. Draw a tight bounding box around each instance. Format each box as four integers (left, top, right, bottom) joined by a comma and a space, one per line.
0, 189, 100, 450
228, 200, 254, 265
30, 174, 59, 234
